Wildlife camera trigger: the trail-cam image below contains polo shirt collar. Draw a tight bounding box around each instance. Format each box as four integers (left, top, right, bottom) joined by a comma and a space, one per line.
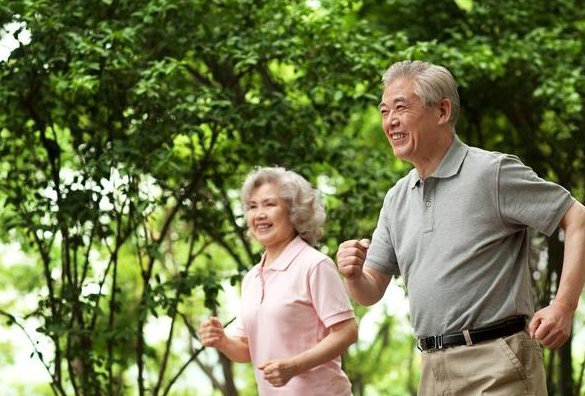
433, 135, 468, 178
408, 169, 421, 189
409, 134, 468, 188
258, 235, 307, 273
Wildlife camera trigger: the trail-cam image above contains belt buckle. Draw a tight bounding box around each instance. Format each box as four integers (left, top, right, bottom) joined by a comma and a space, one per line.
433, 334, 444, 350
419, 334, 444, 351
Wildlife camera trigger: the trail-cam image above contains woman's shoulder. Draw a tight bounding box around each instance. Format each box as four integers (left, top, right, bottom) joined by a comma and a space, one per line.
295, 242, 335, 269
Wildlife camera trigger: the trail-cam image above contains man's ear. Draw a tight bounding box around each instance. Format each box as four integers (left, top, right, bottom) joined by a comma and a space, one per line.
437, 98, 452, 125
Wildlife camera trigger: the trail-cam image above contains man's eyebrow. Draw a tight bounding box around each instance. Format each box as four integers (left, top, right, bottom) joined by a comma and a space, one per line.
378, 96, 406, 110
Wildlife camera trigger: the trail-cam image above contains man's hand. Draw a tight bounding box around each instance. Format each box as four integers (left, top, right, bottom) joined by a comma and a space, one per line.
528, 302, 573, 348
258, 359, 299, 387
336, 239, 370, 281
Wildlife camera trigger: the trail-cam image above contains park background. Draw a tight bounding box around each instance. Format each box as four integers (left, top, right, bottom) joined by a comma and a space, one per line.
1, 0, 584, 395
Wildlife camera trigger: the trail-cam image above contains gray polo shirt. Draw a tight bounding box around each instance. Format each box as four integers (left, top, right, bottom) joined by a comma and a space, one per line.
365, 135, 575, 337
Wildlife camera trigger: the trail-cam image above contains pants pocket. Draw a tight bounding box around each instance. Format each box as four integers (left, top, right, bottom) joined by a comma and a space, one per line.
497, 331, 547, 396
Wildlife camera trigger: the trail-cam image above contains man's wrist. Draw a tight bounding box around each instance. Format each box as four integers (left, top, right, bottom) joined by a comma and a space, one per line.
552, 298, 578, 313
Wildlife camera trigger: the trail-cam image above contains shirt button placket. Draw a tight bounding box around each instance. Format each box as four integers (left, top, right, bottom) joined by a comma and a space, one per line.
259, 269, 266, 303
423, 179, 435, 233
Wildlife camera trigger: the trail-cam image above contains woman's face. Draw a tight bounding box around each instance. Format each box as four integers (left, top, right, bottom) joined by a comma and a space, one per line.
245, 182, 296, 250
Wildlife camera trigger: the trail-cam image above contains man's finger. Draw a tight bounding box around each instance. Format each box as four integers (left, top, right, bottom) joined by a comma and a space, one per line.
533, 319, 553, 341
339, 265, 357, 277
528, 316, 541, 338
337, 247, 367, 261
338, 239, 360, 248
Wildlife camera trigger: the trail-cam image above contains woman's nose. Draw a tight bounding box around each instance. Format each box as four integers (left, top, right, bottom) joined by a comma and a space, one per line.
255, 209, 266, 219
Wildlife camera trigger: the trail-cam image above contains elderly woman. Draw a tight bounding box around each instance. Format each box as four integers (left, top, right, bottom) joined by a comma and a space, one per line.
199, 166, 358, 395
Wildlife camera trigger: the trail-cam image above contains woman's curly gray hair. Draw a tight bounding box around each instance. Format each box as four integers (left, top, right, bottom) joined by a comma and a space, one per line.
241, 167, 325, 246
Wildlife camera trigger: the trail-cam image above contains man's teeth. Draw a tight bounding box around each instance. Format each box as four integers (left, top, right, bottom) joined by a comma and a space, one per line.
392, 133, 406, 140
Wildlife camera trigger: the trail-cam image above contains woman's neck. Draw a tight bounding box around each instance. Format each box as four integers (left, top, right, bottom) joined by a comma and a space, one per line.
262, 234, 297, 266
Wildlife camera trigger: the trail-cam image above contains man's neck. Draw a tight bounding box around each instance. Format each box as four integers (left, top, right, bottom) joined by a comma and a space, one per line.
414, 133, 455, 180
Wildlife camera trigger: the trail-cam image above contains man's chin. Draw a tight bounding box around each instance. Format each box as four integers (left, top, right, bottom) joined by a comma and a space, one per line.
391, 147, 407, 160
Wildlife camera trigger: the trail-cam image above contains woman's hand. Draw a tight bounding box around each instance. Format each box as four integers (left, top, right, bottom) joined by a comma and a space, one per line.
199, 317, 227, 348
258, 359, 299, 387
198, 317, 252, 363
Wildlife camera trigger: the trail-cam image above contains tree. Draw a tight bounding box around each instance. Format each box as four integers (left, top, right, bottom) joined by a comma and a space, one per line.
0, 0, 395, 394
1, 0, 584, 394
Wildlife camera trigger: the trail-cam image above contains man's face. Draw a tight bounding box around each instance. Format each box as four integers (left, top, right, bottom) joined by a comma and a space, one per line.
379, 78, 442, 164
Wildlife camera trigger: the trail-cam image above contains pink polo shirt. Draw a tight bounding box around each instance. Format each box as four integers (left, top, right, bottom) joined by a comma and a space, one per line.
230, 236, 354, 395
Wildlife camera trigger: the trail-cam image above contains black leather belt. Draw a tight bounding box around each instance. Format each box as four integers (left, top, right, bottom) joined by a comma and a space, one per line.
418, 316, 526, 351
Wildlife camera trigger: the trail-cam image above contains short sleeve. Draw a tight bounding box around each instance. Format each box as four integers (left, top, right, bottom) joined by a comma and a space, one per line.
498, 155, 575, 236
226, 314, 247, 338
308, 258, 355, 329
225, 270, 253, 339
364, 190, 399, 277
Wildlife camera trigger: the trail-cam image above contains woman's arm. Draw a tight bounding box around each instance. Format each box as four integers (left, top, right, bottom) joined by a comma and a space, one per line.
199, 317, 251, 363
258, 318, 358, 387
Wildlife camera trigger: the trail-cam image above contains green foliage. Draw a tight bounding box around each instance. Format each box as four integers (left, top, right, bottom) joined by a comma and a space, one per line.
346, 308, 419, 395
0, 0, 583, 395
0, 0, 393, 394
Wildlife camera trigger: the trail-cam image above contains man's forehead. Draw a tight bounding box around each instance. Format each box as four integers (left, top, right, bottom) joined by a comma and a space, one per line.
378, 96, 406, 109
380, 80, 418, 105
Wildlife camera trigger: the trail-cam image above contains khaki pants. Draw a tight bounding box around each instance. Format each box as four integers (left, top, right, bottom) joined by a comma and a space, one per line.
418, 331, 547, 396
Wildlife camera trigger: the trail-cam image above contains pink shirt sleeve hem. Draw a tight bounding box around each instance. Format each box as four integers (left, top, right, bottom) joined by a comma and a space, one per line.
321, 310, 355, 329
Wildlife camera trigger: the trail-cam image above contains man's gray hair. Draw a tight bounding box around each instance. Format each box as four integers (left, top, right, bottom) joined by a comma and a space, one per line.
382, 60, 460, 128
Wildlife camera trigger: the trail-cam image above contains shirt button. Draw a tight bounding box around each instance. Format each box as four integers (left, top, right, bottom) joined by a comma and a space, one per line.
425, 200, 432, 207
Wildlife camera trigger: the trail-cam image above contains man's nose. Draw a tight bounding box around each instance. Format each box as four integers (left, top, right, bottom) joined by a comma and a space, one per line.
385, 115, 399, 130
389, 113, 400, 128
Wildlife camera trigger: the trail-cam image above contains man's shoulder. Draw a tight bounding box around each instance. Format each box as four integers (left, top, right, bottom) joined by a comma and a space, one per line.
466, 144, 506, 160
464, 144, 511, 170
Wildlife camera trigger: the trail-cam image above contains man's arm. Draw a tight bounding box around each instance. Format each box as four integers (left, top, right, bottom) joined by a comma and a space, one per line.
337, 239, 392, 305
529, 201, 585, 348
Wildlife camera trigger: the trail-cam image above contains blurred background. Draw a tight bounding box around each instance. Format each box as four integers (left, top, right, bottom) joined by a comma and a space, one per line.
0, 0, 584, 395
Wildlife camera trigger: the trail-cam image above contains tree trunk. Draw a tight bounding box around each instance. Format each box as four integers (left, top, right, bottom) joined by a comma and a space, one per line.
219, 354, 239, 396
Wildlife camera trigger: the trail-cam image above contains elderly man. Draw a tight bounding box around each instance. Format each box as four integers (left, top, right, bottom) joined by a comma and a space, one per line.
336, 60, 585, 395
